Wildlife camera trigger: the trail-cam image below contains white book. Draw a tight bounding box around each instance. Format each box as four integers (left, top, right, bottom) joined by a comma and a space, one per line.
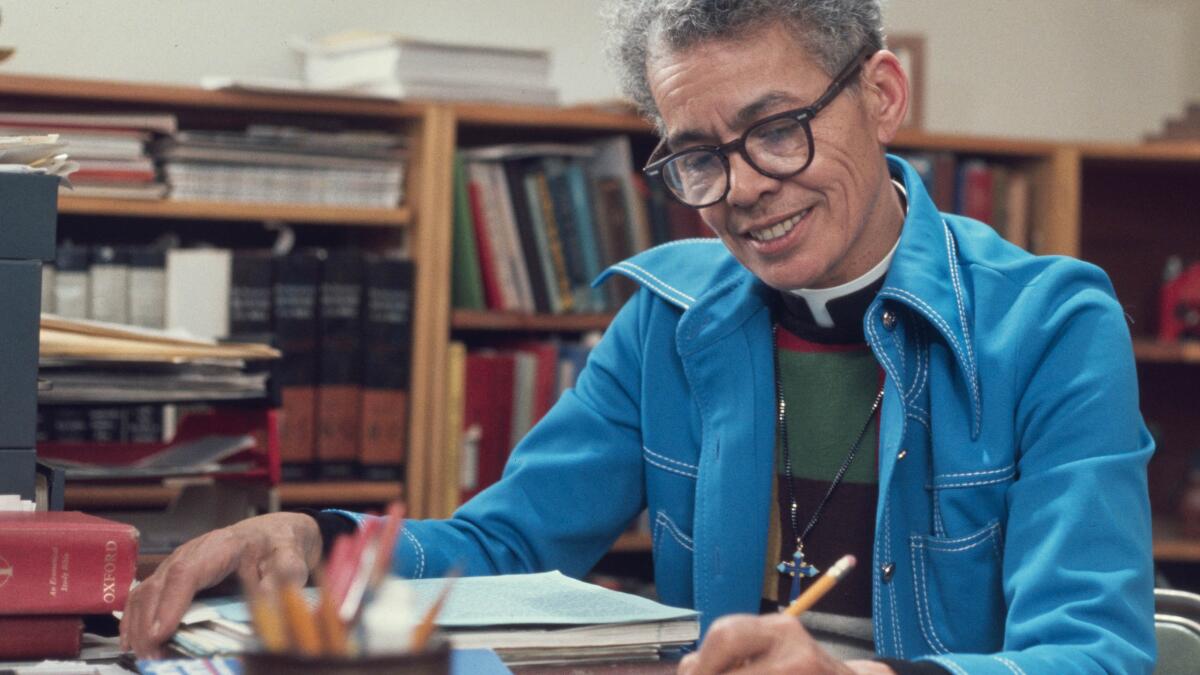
128, 249, 167, 329
88, 246, 129, 324
294, 33, 552, 91
165, 248, 232, 340
483, 161, 535, 312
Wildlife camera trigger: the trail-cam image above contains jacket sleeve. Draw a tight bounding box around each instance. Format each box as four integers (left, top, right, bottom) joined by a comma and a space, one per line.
923, 261, 1156, 674
389, 289, 652, 580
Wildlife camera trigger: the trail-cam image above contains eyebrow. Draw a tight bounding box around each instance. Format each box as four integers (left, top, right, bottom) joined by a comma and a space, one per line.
666, 91, 799, 149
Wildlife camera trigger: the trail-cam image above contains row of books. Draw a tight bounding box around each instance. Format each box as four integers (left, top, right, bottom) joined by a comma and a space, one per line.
0, 112, 408, 207
899, 151, 1033, 248
447, 334, 601, 504
452, 137, 710, 315
41, 244, 416, 481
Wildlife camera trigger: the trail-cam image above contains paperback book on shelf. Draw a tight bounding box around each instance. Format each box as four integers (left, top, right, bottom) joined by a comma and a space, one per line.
155, 125, 407, 208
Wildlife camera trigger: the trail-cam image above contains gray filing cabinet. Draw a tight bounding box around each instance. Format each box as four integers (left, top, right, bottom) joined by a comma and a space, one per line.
0, 173, 59, 499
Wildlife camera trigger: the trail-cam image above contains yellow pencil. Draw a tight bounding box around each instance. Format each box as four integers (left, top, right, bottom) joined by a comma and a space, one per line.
316, 585, 351, 657
279, 582, 323, 657
246, 589, 288, 653
784, 554, 857, 617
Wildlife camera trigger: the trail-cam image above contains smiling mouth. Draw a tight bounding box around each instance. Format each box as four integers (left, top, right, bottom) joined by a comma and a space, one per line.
746, 207, 813, 243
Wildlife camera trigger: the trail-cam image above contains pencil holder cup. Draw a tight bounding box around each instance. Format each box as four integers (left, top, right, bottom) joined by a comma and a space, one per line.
242, 637, 451, 675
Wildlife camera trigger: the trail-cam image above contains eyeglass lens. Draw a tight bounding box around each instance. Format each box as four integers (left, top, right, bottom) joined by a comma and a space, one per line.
661, 116, 812, 206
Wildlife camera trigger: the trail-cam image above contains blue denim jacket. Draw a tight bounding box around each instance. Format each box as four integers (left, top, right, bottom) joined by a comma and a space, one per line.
384, 156, 1155, 674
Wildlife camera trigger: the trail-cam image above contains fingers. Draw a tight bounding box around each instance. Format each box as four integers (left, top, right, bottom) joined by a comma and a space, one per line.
678, 613, 835, 675
121, 528, 244, 657
118, 513, 322, 658
678, 614, 780, 675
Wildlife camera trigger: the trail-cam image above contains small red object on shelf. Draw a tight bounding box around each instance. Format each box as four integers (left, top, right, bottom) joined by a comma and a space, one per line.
37, 406, 281, 485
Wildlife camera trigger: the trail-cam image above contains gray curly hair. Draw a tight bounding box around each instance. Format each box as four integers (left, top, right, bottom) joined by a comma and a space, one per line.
603, 0, 886, 127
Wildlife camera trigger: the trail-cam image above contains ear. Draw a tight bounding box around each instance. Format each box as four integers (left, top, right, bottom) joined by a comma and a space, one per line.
861, 50, 909, 144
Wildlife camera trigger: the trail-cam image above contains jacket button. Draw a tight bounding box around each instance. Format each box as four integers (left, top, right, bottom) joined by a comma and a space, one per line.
881, 310, 898, 330
897, 449, 907, 460
881, 562, 895, 582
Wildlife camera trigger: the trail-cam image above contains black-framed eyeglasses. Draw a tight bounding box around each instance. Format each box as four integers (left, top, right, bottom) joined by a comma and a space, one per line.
643, 45, 876, 208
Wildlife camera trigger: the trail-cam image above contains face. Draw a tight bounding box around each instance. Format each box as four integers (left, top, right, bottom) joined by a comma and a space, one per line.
646, 24, 906, 290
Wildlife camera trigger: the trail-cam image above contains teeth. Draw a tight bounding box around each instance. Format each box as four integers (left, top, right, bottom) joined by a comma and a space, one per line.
749, 209, 809, 242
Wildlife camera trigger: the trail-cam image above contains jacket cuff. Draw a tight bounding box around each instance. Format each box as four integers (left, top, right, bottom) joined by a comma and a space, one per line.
291, 508, 359, 556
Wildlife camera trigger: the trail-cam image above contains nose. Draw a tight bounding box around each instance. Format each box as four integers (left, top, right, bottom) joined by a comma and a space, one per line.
725, 151, 781, 209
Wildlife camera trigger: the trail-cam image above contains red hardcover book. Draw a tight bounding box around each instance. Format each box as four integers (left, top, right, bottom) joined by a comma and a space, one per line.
0, 615, 83, 658
460, 352, 516, 502
958, 160, 994, 223
467, 178, 506, 310
273, 250, 322, 479
358, 256, 415, 481
315, 249, 365, 479
512, 341, 560, 425
0, 512, 139, 614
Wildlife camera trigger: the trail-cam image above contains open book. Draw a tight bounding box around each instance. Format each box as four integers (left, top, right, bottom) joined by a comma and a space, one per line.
176, 571, 698, 666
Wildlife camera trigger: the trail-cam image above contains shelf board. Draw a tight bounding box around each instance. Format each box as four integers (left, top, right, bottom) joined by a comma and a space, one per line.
1154, 516, 1200, 562
890, 130, 1058, 158
451, 309, 614, 332
65, 481, 404, 510
610, 532, 652, 553
279, 481, 403, 506
450, 101, 650, 132
57, 196, 412, 227
1133, 339, 1200, 364
0, 73, 426, 119
1079, 141, 1200, 164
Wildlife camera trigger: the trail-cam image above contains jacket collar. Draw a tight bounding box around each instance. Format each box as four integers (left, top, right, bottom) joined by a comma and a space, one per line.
596, 155, 981, 435
879, 155, 981, 438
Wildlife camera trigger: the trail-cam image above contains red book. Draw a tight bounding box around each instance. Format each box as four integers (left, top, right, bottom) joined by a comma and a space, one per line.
0, 615, 83, 658
467, 178, 506, 310
0, 512, 139, 614
460, 352, 516, 502
511, 341, 560, 425
958, 160, 994, 223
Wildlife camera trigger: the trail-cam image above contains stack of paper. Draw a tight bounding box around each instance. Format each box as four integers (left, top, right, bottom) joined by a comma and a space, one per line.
0, 112, 174, 199
39, 314, 278, 404
154, 125, 406, 208
291, 32, 559, 106
175, 571, 698, 667
0, 133, 75, 178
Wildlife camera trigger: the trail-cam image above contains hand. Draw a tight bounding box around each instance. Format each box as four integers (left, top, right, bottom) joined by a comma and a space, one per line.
119, 512, 323, 658
677, 613, 895, 675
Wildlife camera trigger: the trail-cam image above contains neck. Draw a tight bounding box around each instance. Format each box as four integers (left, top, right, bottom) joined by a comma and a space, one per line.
786, 177, 907, 328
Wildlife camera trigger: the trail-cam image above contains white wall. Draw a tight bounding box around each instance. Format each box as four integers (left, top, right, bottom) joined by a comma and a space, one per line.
1, 0, 1195, 142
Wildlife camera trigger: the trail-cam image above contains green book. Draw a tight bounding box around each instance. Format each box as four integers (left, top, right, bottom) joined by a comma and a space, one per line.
451, 153, 486, 310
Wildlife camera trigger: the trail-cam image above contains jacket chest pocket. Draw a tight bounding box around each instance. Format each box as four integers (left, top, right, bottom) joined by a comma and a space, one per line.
910, 520, 1005, 655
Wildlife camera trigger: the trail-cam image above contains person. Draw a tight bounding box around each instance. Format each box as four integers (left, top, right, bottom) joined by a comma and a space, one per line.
121, 1, 1157, 672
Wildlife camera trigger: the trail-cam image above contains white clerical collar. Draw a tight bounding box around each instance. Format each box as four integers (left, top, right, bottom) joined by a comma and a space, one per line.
785, 179, 906, 328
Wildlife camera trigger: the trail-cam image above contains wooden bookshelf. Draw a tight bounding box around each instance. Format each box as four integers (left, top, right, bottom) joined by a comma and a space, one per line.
12, 74, 1200, 572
